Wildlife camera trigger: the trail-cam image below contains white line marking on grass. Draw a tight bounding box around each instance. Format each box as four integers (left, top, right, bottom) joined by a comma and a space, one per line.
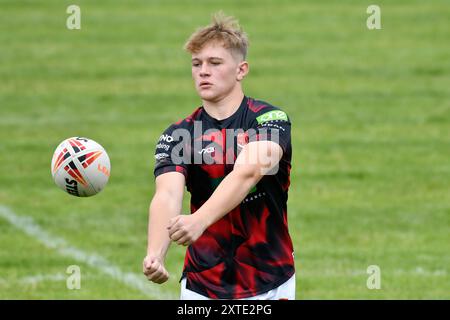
0, 205, 176, 299
21, 273, 67, 284
19, 273, 105, 283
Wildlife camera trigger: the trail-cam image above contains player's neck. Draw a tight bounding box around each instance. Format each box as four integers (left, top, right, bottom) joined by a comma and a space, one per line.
202, 89, 244, 121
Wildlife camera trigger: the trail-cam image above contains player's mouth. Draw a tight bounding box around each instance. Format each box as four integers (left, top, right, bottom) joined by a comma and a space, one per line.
199, 81, 213, 88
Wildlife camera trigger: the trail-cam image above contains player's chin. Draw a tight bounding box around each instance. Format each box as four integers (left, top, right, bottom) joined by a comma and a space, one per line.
197, 89, 220, 101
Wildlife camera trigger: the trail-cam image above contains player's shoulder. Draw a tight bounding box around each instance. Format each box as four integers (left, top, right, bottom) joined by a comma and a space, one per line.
161, 106, 203, 134
246, 97, 290, 123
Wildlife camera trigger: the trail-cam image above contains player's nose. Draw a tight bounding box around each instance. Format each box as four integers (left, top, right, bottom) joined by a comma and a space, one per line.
199, 64, 211, 77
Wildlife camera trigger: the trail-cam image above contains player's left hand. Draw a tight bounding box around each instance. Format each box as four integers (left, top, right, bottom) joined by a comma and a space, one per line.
167, 214, 206, 246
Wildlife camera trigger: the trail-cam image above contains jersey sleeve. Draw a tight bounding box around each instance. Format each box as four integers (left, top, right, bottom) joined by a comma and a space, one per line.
247, 107, 292, 154
153, 125, 189, 179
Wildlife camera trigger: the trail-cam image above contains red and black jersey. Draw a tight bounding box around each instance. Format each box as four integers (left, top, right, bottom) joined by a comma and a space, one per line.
154, 96, 295, 299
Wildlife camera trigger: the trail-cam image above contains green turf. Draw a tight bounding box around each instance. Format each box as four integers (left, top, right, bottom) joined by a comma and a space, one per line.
0, 0, 449, 299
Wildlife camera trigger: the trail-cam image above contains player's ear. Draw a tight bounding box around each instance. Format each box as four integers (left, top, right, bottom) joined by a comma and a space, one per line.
237, 61, 249, 81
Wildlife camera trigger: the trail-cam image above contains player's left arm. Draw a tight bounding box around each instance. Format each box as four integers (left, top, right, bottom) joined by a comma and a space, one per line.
167, 140, 282, 246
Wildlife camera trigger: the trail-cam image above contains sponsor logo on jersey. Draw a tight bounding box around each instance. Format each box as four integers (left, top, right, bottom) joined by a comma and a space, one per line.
159, 134, 174, 143
198, 147, 215, 155
256, 110, 288, 124
155, 153, 170, 160
259, 122, 286, 131
156, 143, 170, 151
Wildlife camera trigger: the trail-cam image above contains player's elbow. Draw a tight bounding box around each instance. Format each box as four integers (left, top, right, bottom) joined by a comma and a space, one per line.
233, 163, 263, 185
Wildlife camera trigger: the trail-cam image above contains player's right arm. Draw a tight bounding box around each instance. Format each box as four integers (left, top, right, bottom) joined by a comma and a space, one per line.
143, 171, 185, 284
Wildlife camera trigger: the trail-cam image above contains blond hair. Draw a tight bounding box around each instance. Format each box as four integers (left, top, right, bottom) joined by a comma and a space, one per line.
184, 12, 249, 60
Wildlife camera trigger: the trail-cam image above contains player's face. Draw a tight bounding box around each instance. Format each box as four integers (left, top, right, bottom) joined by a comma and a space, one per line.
191, 42, 247, 102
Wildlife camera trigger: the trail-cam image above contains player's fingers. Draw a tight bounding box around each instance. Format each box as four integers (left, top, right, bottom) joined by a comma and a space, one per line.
153, 274, 168, 284
169, 228, 185, 241
152, 269, 169, 283
168, 224, 179, 237
144, 267, 157, 277
143, 257, 154, 270
167, 216, 181, 230
143, 261, 152, 274
182, 239, 192, 246
146, 264, 163, 280
143, 259, 159, 276
143, 263, 149, 274
149, 264, 168, 283
168, 222, 182, 236
176, 235, 190, 246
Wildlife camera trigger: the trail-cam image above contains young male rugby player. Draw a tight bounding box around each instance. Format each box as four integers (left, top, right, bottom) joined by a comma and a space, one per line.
143, 12, 296, 300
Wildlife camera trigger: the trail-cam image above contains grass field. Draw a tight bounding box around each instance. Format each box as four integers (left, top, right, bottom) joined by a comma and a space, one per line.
0, 0, 449, 299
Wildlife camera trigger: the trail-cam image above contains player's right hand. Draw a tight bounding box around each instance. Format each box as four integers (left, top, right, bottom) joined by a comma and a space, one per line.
143, 255, 169, 284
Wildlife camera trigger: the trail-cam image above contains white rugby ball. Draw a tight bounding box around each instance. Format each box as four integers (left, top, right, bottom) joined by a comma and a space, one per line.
51, 137, 111, 197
